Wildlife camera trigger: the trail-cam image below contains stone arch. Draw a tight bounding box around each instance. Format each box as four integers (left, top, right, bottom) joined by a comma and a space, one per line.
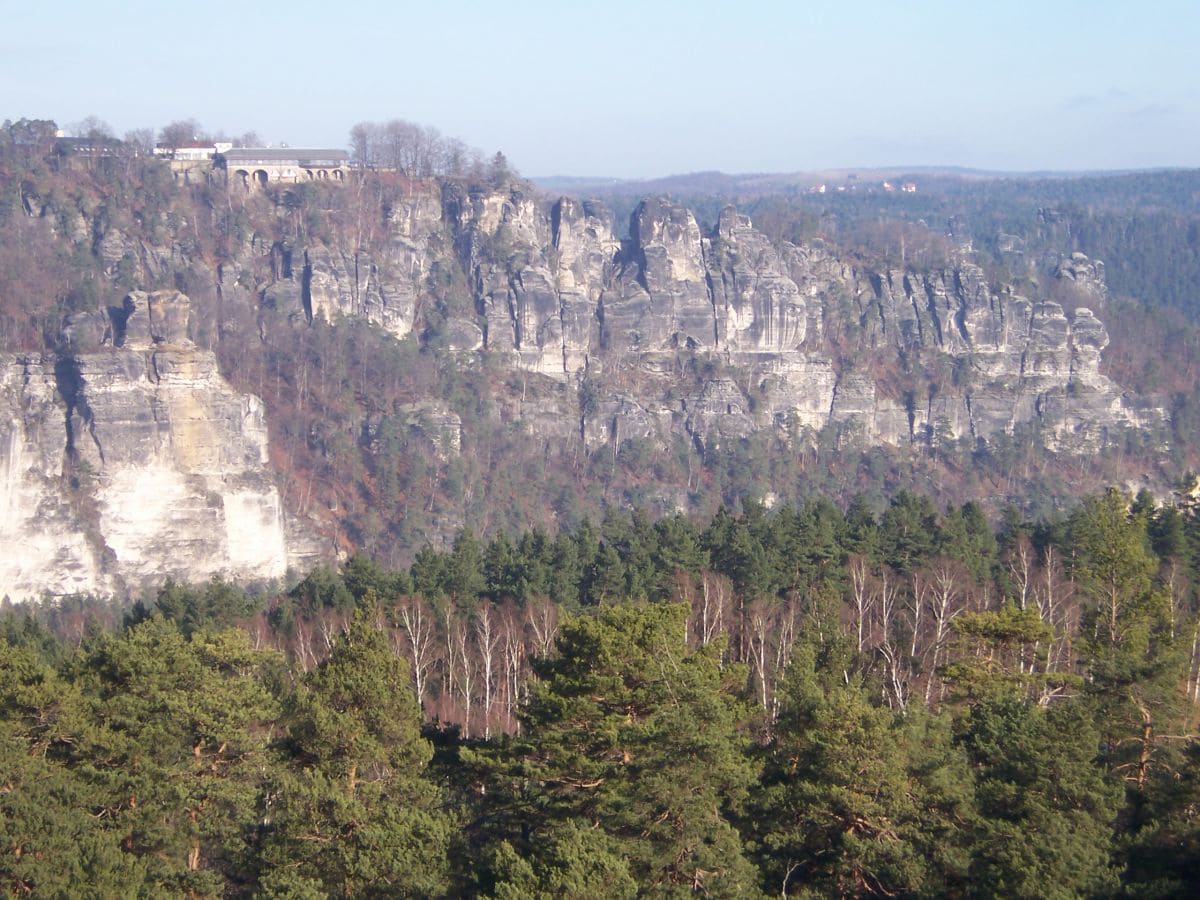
333, 169, 344, 181
234, 169, 250, 192
254, 169, 269, 189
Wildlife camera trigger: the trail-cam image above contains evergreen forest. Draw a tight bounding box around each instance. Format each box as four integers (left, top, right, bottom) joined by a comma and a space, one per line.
5, 485, 1200, 897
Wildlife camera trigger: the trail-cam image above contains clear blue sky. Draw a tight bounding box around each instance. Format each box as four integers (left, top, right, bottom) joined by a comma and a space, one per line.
2, 0, 1196, 178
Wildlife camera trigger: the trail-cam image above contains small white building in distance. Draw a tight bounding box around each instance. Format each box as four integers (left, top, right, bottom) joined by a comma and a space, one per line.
153, 141, 234, 161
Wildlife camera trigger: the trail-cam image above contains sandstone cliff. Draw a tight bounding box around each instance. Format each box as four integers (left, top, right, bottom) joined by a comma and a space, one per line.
272, 186, 1153, 457
0, 291, 320, 601
6, 169, 1171, 594
203, 183, 1160, 461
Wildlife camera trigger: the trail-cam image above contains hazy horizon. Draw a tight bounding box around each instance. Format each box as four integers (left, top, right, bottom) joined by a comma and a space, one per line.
529, 163, 1196, 182
4, 0, 1196, 180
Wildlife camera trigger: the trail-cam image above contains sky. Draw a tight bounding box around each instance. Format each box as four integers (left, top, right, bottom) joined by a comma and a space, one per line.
2, 0, 1197, 179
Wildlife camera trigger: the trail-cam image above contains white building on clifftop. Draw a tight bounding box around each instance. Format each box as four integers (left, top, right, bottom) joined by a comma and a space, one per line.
217, 148, 350, 190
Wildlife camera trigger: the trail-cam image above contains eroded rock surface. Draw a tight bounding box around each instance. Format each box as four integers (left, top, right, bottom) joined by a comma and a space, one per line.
0, 291, 321, 600
267, 189, 1153, 456
13, 183, 1167, 596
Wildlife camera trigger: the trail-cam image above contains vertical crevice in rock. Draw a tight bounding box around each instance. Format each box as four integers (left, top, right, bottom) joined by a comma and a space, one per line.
626, 203, 652, 297
300, 251, 314, 325
54, 355, 104, 467
506, 273, 522, 348
700, 235, 720, 349
866, 272, 886, 335
902, 272, 925, 347
953, 270, 972, 347
107, 295, 136, 348
955, 300, 971, 349
596, 292, 609, 352
916, 272, 943, 349
550, 199, 569, 372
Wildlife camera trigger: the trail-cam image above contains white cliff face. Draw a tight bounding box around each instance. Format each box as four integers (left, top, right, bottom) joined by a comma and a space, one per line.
0, 291, 309, 601
0, 355, 109, 599
554, 200, 1150, 454
710, 208, 807, 353
553, 197, 618, 374
447, 188, 571, 376
601, 198, 715, 353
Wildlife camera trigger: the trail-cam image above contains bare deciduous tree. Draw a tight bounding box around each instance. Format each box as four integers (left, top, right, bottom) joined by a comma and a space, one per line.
348, 118, 498, 179
873, 568, 907, 710
525, 597, 558, 659
848, 555, 872, 654
395, 595, 438, 704
690, 569, 731, 648
474, 604, 502, 739
923, 559, 966, 706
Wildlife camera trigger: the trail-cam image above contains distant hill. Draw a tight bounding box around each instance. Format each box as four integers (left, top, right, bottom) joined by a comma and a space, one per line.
533, 166, 1186, 197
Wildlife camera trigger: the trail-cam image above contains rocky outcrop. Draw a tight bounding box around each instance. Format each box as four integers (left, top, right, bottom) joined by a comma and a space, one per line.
0, 355, 104, 598
8, 172, 1177, 591
196, 179, 1159, 461
446, 187, 567, 374
0, 291, 322, 601
18, 143, 1188, 601
553, 197, 617, 372
710, 208, 807, 353
267, 188, 1153, 457
601, 198, 715, 353
1055, 251, 1107, 297
300, 184, 446, 338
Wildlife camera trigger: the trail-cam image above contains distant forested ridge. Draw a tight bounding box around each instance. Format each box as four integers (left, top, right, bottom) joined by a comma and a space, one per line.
5, 484, 1200, 895
581, 167, 1200, 320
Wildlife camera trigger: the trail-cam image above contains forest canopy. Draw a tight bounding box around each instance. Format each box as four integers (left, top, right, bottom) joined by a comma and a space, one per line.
5, 484, 1200, 896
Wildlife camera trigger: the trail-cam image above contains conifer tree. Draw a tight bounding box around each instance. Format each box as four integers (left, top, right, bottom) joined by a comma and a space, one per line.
1070, 489, 1187, 790
0, 640, 148, 894
254, 604, 453, 896
753, 643, 953, 896
70, 618, 281, 894
959, 696, 1122, 898
468, 603, 759, 897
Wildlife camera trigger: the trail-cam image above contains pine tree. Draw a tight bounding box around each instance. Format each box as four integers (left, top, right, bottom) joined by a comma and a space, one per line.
486, 821, 638, 899
959, 696, 1122, 899
468, 603, 759, 897
0, 640, 148, 894
753, 643, 940, 896
1070, 489, 1187, 791
69, 618, 282, 894
254, 606, 453, 896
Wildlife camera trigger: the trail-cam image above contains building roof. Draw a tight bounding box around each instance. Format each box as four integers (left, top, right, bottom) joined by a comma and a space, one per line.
57, 136, 124, 148
55, 136, 127, 156
220, 148, 349, 164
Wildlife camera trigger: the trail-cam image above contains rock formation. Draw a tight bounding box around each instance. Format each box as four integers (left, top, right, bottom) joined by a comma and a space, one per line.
8, 174, 1166, 597
0, 291, 321, 601
242, 187, 1155, 457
